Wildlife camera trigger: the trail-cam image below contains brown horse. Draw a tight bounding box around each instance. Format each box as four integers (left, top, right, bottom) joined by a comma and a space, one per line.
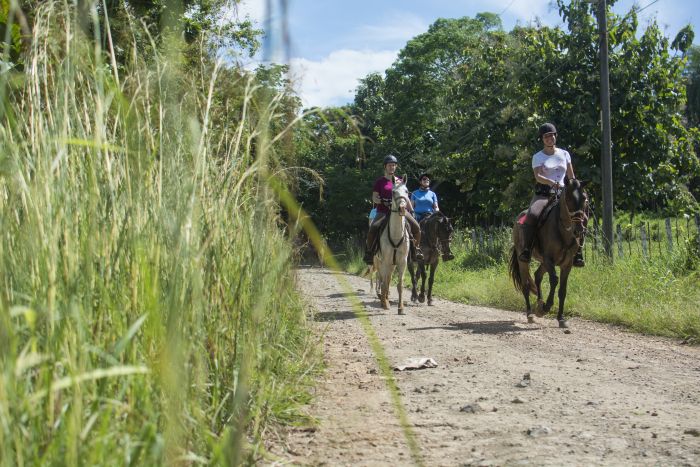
408, 211, 454, 306
509, 179, 588, 328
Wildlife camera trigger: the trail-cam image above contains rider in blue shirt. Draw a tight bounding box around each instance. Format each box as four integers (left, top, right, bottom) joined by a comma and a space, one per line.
411, 173, 439, 221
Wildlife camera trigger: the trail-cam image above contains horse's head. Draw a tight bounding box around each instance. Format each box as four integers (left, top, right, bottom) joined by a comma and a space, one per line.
391, 181, 410, 215
433, 212, 454, 242
425, 211, 454, 255
562, 179, 589, 237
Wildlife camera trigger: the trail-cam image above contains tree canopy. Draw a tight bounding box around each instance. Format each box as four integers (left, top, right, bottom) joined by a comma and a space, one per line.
296, 3, 699, 240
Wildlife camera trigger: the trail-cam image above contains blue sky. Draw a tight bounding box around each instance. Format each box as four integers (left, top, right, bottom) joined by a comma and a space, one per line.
235, 0, 700, 109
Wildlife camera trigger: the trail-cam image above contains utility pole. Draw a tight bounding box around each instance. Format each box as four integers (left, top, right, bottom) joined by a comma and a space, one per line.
598, 0, 614, 259
587, 0, 614, 259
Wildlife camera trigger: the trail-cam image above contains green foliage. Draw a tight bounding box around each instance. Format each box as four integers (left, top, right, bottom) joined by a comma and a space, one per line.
308, 6, 699, 237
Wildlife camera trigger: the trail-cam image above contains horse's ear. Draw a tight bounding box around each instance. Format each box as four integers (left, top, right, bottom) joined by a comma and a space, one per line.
579, 180, 589, 189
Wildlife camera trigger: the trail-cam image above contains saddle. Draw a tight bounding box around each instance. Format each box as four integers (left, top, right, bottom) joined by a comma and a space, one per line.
516, 196, 559, 229
538, 198, 559, 229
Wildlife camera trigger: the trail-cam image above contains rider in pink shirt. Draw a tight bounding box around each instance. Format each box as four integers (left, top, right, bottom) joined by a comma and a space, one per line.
363, 155, 423, 264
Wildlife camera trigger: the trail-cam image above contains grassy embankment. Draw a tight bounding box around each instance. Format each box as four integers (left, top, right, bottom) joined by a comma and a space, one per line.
345, 224, 700, 341
0, 3, 318, 465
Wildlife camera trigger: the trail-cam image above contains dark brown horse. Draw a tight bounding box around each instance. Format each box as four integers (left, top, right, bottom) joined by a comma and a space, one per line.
408, 211, 454, 306
509, 179, 588, 327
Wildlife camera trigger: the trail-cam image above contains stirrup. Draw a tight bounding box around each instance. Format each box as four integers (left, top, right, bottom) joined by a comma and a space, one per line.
363, 249, 374, 265
442, 252, 454, 261
573, 252, 585, 268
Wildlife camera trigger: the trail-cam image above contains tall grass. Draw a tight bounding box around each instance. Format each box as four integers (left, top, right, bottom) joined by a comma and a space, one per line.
0, 2, 317, 465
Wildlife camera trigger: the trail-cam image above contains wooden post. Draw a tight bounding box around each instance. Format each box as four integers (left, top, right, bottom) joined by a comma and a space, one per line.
478, 230, 484, 253
626, 225, 632, 257
665, 218, 673, 252
640, 224, 648, 258
593, 218, 599, 254
471, 230, 477, 252
616, 224, 623, 259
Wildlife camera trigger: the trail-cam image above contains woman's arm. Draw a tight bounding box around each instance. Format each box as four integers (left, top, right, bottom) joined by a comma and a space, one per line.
533, 166, 559, 187
566, 162, 575, 180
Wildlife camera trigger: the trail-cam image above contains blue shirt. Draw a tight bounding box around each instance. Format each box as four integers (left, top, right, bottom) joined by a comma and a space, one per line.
411, 189, 438, 220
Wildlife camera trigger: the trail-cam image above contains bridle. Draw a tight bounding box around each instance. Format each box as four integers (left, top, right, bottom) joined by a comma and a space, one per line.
385, 186, 410, 264
559, 187, 588, 248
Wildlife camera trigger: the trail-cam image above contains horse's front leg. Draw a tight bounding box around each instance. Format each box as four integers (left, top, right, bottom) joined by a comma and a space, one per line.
418, 264, 427, 303
543, 261, 558, 314
426, 263, 437, 306
557, 265, 572, 328
408, 261, 418, 302
396, 264, 406, 315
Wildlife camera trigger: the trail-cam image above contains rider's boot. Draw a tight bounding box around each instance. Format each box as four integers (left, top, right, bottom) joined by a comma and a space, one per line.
414, 243, 424, 261
442, 250, 455, 261
413, 231, 424, 261
518, 223, 536, 262
573, 247, 585, 267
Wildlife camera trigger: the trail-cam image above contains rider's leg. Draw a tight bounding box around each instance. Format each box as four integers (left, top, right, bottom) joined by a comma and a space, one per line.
363, 213, 384, 264
406, 213, 424, 261
573, 234, 585, 267
518, 196, 547, 262
573, 210, 589, 267
442, 242, 455, 261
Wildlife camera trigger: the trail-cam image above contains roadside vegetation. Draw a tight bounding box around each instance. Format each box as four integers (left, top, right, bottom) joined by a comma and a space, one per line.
345, 221, 700, 341
0, 1, 319, 465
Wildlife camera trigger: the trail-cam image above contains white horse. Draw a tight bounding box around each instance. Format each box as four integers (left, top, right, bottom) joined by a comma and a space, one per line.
374, 180, 410, 314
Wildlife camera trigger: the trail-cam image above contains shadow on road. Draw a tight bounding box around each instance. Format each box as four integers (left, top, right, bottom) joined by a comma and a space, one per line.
409, 320, 538, 335
313, 310, 358, 321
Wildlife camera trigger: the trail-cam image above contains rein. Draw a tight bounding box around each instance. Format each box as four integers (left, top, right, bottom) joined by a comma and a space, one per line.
559, 190, 589, 249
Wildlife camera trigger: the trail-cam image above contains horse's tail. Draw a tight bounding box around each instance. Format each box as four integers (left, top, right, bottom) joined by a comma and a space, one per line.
508, 246, 536, 295
508, 247, 524, 293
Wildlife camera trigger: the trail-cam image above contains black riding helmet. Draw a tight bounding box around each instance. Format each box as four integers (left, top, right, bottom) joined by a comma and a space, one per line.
418, 173, 430, 181
538, 122, 557, 138
383, 154, 398, 165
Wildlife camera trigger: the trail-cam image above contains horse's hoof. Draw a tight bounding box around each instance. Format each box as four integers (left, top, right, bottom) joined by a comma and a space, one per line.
535, 300, 546, 318
418, 294, 425, 303
398, 308, 405, 315
559, 320, 569, 329
411, 295, 418, 302
527, 315, 535, 324
427, 298, 433, 306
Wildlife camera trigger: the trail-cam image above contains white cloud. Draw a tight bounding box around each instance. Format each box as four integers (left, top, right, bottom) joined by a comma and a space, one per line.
290, 49, 398, 109
355, 12, 429, 44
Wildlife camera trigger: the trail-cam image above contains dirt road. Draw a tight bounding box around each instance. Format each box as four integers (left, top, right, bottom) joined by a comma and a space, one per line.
273, 266, 700, 466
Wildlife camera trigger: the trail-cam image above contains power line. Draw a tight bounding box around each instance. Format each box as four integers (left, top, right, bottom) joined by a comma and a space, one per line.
499, 0, 517, 16
636, 0, 661, 14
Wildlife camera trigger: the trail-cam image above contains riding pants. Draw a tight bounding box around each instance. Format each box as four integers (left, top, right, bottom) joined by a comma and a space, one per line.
523, 194, 549, 225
